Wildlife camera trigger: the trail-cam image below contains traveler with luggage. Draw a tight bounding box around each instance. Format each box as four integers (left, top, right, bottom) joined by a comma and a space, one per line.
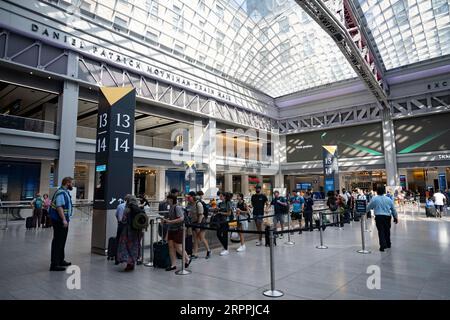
250, 186, 269, 246
433, 190, 447, 218
290, 190, 304, 234
117, 195, 144, 271
31, 193, 44, 228
111, 195, 130, 264
192, 191, 211, 259
270, 190, 288, 238
367, 186, 398, 252
235, 193, 249, 252
162, 194, 191, 271
425, 197, 437, 217
48, 177, 74, 271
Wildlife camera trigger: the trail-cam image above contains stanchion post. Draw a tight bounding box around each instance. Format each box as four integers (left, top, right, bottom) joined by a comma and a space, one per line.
357, 214, 371, 254
263, 227, 284, 298
285, 212, 294, 245
145, 218, 154, 267
364, 214, 372, 233
316, 211, 328, 249
175, 224, 191, 275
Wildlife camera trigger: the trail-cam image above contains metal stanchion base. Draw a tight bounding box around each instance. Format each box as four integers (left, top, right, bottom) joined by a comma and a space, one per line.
263, 289, 284, 298
175, 269, 192, 275
284, 241, 295, 245
316, 245, 328, 249
144, 262, 153, 267
357, 249, 371, 254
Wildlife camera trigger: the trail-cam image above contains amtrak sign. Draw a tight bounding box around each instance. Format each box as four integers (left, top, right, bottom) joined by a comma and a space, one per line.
30, 23, 232, 102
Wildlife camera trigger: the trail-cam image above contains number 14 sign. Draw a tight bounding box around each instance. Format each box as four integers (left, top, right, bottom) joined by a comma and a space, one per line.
94, 87, 135, 210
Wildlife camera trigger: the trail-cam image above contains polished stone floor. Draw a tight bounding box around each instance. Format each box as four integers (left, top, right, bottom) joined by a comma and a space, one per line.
1, 209, 449, 300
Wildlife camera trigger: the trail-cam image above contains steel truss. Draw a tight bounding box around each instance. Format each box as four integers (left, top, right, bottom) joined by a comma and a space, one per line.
295, 0, 389, 108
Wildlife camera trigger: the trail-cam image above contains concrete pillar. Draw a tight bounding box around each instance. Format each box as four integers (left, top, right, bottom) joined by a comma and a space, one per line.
155, 168, 166, 201
241, 174, 249, 197
39, 160, 52, 196
204, 120, 217, 198
132, 165, 136, 195
382, 107, 399, 186
55, 52, 79, 185
145, 173, 156, 197
85, 162, 95, 201
224, 173, 233, 192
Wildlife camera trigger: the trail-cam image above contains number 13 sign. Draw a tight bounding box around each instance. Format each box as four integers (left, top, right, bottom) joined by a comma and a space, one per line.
94, 87, 135, 210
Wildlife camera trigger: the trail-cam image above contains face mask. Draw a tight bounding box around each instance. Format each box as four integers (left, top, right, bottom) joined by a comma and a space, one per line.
68, 186, 73, 191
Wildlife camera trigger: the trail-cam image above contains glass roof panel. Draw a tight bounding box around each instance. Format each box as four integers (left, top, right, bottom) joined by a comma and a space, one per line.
71, 0, 356, 97
358, 0, 450, 70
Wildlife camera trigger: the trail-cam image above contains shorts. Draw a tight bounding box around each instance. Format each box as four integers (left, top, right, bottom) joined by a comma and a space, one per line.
253, 214, 264, 224
291, 211, 302, 220
273, 214, 285, 225
167, 229, 183, 244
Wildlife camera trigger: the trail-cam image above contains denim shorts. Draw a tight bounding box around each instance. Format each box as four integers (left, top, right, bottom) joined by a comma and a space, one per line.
273, 213, 285, 225
253, 214, 264, 224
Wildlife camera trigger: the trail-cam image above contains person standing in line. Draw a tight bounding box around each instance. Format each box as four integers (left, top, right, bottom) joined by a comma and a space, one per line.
433, 189, 447, 218
270, 190, 288, 238
235, 193, 249, 252
367, 186, 398, 252
250, 185, 269, 246
48, 177, 74, 271
303, 191, 314, 231
214, 192, 233, 256
290, 190, 304, 234
114, 195, 130, 265
163, 194, 191, 271
194, 191, 211, 259
186, 191, 202, 259
31, 193, 44, 228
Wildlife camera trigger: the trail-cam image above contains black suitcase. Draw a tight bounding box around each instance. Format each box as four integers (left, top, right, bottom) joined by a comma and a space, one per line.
426, 207, 436, 217
26, 216, 36, 229
107, 237, 117, 260
153, 240, 170, 268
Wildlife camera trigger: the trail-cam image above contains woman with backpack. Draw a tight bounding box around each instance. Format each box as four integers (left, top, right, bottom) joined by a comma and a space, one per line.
187, 191, 211, 260
117, 195, 144, 271
235, 193, 250, 252
31, 193, 44, 228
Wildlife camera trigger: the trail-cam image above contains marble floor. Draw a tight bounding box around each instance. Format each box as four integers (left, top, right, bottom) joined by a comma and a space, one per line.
1, 210, 449, 300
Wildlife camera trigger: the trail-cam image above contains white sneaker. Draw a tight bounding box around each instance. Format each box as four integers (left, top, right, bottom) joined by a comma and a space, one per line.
237, 245, 246, 252
256, 241, 262, 246
220, 250, 229, 256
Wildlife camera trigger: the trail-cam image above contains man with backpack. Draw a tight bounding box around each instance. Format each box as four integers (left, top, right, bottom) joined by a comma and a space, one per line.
290, 190, 304, 234
31, 193, 44, 228
48, 177, 74, 271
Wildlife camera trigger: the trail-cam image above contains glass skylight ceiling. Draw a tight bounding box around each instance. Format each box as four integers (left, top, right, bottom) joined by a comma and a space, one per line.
63, 0, 356, 97
358, 0, 450, 70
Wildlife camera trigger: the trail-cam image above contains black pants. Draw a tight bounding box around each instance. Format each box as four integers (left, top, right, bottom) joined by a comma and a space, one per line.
375, 215, 391, 249
216, 223, 229, 250
51, 220, 69, 267
304, 211, 313, 230
115, 223, 125, 263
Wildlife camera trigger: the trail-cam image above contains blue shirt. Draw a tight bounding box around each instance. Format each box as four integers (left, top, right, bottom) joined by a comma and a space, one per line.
367, 195, 397, 218
55, 187, 73, 221
290, 196, 304, 213
115, 202, 126, 222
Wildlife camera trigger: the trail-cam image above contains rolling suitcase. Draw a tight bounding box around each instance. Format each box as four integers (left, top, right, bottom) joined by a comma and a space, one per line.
153, 240, 170, 268
26, 216, 36, 229
107, 237, 117, 260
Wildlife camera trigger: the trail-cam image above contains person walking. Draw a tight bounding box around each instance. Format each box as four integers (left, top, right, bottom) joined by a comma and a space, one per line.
433, 190, 447, 218
250, 185, 269, 246
235, 193, 249, 252
48, 177, 74, 271
31, 193, 44, 228
270, 190, 288, 238
117, 195, 144, 271
163, 194, 190, 271
367, 186, 399, 252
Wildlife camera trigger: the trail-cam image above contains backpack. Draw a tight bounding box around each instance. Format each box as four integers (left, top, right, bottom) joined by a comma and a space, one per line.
329, 200, 338, 212
197, 200, 209, 220
34, 198, 43, 209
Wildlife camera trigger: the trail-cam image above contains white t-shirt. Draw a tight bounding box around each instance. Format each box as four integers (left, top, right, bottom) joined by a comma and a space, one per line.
433, 193, 446, 206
